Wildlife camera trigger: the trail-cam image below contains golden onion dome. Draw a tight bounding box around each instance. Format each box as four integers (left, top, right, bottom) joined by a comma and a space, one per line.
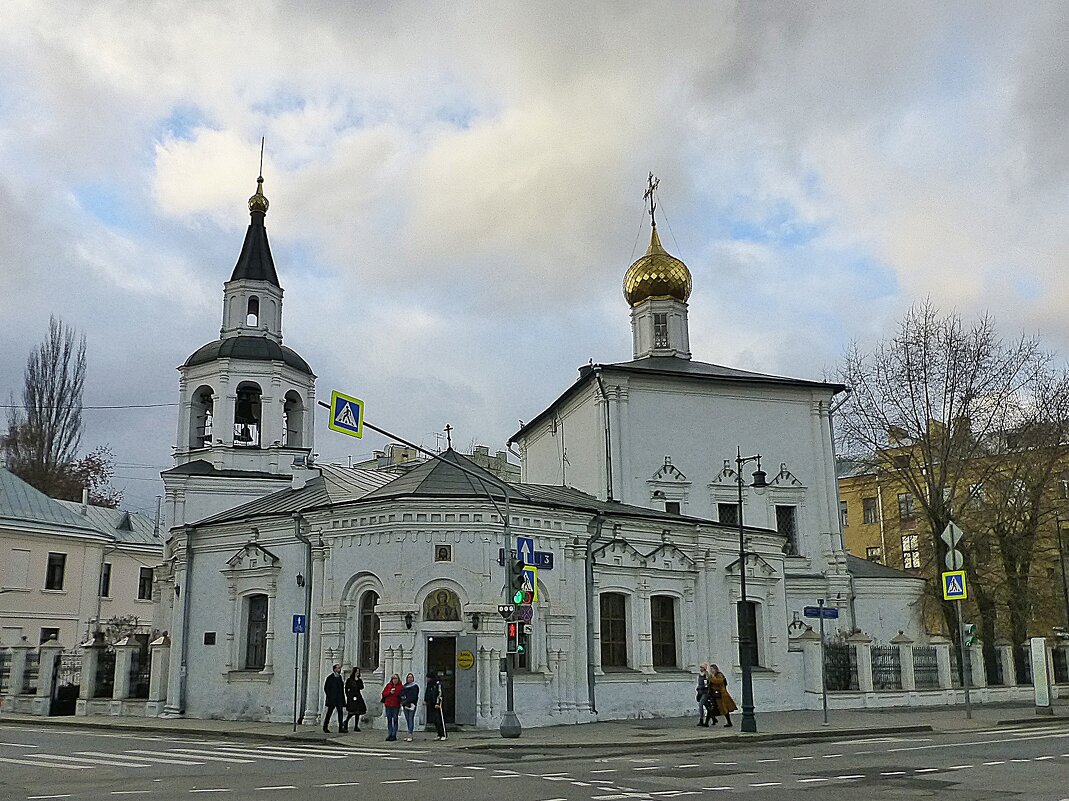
623, 226, 692, 306
248, 175, 269, 214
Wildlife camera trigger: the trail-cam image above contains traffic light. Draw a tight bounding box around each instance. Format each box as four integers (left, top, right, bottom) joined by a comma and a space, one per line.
506, 621, 519, 653
963, 622, 977, 648
510, 559, 526, 603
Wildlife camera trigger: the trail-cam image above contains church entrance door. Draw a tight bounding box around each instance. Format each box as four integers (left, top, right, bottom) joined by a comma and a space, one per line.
426, 636, 457, 725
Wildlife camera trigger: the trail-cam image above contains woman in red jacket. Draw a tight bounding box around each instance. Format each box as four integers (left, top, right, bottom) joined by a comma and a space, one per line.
381, 673, 402, 741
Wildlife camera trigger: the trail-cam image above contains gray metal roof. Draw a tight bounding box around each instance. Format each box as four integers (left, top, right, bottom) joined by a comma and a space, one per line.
183, 336, 314, 376
0, 468, 115, 539
54, 501, 161, 548
846, 553, 922, 580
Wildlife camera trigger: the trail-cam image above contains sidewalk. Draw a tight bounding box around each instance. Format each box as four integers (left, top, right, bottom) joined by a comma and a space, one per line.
0, 701, 1064, 752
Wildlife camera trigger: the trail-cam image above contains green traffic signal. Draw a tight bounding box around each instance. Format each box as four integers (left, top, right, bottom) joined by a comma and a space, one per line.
963, 622, 978, 648
513, 589, 524, 603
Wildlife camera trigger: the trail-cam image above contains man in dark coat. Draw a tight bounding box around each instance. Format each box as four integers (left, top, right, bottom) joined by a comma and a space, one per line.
323, 663, 346, 733
425, 672, 446, 740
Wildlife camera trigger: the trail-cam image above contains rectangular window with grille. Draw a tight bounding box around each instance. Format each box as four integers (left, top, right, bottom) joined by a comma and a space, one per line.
99, 563, 112, 597
664, 500, 680, 515
651, 596, 677, 668
901, 534, 920, 569
738, 601, 761, 667
137, 567, 153, 601
866, 546, 882, 562
897, 492, 915, 522
244, 594, 268, 670
717, 502, 739, 527
862, 497, 878, 524
776, 505, 799, 555
600, 592, 628, 668
653, 313, 669, 348
45, 553, 66, 590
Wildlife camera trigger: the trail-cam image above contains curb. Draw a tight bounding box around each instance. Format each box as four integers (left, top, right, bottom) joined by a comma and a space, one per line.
457, 724, 935, 752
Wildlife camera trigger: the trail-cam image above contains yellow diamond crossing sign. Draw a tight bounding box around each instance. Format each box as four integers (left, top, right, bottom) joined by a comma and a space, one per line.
327, 390, 364, 438
942, 570, 967, 601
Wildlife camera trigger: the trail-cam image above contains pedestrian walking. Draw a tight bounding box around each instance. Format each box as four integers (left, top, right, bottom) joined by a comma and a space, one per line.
425, 672, 447, 740
400, 672, 420, 742
343, 667, 366, 732
323, 663, 346, 733
695, 663, 710, 727
381, 673, 402, 741
707, 663, 737, 728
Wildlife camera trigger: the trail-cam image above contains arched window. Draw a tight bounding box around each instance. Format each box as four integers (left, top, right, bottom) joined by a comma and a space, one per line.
283, 391, 304, 448
359, 591, 380, 669
423, 588, 460, 621
246, 296, 260, 327
244, 594, 268, 670
599, 592, 628, 668
189, 386, 214, 449
234, 382, 262, 448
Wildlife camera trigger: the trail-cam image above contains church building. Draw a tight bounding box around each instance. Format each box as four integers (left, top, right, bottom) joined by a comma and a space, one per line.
156, 176, 925, 728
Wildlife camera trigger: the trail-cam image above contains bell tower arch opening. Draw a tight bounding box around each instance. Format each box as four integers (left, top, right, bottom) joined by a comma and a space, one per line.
246, 296, 260, 328
282, 390, 304, 448
189, 386, 215, 449
234, 382, 263, 448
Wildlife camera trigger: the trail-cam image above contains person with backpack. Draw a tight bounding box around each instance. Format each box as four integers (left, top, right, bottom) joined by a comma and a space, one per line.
400, 672, 420, 741
707, 663, 737, 727
425, 672, 446, 740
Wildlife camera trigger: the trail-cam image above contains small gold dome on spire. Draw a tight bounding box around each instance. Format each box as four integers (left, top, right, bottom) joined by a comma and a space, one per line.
248, 176, 269, 214
623, 226, 692, 306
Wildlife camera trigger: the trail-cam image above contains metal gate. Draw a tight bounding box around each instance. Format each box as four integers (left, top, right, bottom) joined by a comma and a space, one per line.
129, 648, 150, 699
50, 651, 81, 716
823, 642, 858, 691
871, 645, 902, 690
0, 650, 10, 695
94, 649, 116, 699
913, 645, 940, 689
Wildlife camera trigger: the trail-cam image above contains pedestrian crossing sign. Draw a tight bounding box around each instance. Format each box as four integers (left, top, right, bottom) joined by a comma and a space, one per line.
942, 570, 967, 601
327, 390, 364, 438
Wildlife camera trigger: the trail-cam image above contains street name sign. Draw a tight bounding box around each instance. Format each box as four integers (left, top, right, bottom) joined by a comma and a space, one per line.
942, 570, 968, 601
803, 606, 839, 620
327, 390, 364, 438
292, 614, 307, 634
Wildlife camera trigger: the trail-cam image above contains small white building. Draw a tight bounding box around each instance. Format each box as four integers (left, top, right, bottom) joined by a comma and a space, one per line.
157, 179, 926, 728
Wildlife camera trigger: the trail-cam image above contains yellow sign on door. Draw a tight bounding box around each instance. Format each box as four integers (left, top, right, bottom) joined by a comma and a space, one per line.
456, 649, 475, 670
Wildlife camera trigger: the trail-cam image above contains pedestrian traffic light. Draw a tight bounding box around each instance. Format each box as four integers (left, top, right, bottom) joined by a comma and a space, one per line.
963, 622, 977, 648
510, 558, 526, 603
506, 621, 519, 653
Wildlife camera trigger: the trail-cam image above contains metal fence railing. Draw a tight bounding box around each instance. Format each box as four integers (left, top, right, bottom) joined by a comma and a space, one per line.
1016, 647, 1032, 686
823, 642, 859, 691
1053, 648, 1069, 685
913, 645, 940, 689
94, 650, 116, 698
871, 645, 902, 690
23, 652, 39, 695
129, 649, 150, 699
0, 650, 10, 694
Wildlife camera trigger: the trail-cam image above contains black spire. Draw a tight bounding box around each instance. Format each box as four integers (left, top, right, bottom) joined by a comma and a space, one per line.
230, 175, 280, 287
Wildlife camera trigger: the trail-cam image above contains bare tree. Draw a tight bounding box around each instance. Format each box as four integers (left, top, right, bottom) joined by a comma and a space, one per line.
3, 316, 86, 493
836, 301, 1069, 658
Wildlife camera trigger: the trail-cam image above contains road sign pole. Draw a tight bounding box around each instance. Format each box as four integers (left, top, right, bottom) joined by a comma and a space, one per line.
818, 598, 828, 726
293, 630, 300, 733
955, 599, 973, 720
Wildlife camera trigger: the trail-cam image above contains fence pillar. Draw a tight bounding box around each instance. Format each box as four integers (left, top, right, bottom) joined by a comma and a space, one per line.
5, 639, 31, 697
147, 634, 170, 715
32, 638, 64, 716
995, 641, 1015, 685
931, 636, 953, 689
892, 631, 915, 691
848, 631, 874, 693
968, 642, 987, 688
797, 629, 822, 694
112, 637, 140, 701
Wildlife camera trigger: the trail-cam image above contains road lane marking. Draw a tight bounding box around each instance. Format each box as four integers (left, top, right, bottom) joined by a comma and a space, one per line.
675, 763, 700, 768
948, 764, 974, 769
701, 789, 733, 792
380, 779, 418, 784
0, 742, 39, 747
0, 756, 91, 770
189, 791, 231, 794
27, 796, 72, 799
982, 761, 1005, 766
757, 758, 779, 763
836, 775, 864, 780
255, 787, 297, 791
797, 778, 829, 783
880, 771, 907, 776
317, 782, 359, 787
633, 766, 660, 771
441, 777, 473, 781
792, 756, 813, 760
1035, 756, 1055, 760
915, 768, 939, 773
80, 750, 205, 766
591, 769, 618, 773
110, 792, 151, 795
822, 753, 843, 758
751, 782, 782, 787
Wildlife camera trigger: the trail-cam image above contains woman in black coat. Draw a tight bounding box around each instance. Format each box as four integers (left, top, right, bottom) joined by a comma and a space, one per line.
343, 667, 366, 732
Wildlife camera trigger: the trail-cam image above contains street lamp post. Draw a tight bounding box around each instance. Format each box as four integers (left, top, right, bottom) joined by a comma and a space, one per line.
735, 446, 768, 734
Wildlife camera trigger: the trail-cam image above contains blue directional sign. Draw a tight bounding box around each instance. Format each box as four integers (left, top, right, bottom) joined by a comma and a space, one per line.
327, 390, 364, 439
498, 548, 553, 570
292, 614, 307, 634
803, 606, 839, 620
517, 536, 536, 565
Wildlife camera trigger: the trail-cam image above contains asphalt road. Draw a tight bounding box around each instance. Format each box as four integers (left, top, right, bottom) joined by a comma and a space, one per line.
1, 720, 1068, 800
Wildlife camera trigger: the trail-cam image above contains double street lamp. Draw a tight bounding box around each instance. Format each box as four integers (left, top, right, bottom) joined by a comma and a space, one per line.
734, 447, 768, 734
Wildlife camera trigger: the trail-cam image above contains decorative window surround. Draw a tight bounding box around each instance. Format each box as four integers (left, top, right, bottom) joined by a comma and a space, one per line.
647, 455, 691, 513
221, 540, 281, 680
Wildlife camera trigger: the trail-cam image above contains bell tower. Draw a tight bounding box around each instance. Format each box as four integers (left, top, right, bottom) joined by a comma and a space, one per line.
163, 173, 316, 530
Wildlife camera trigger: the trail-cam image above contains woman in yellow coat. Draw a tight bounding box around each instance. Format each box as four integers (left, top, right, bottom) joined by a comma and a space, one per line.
707, 664, 737, 727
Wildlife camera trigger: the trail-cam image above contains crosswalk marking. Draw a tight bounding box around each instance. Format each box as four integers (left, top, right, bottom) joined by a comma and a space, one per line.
0, 755, 91, 770
30, 753, 153, 768
170, 747, 298, 762
79, 750, 205, 766
127, 749, 252, 764
209, 744, 348, 760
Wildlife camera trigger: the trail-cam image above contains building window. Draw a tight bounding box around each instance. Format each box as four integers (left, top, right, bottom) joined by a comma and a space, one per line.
893, 454, 910, 469
246, 296, 259, 327
866, 546, 882, 562
3, 547, 31, 590
45, 553, 66, 590
653, 313, 669, 348
776, 505, 799, 555
664, 501, 681, 515
244, 594, 268, 670
897, 492, 915, 522
99, 563, 112, 597
839, 500, 848, 529
137, 567, 154, 601
862, 497, 878, 524
717, 502, 739, 527
738, 600, 761, 667
600, 592, 628, 668
901, 534, 921, 569
359, 591, 380, 669
651, 595, 677, 669
39, 627, 60, 644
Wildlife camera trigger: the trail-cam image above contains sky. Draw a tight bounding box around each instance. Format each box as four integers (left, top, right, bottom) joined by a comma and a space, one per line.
1, 2, 1067, 518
